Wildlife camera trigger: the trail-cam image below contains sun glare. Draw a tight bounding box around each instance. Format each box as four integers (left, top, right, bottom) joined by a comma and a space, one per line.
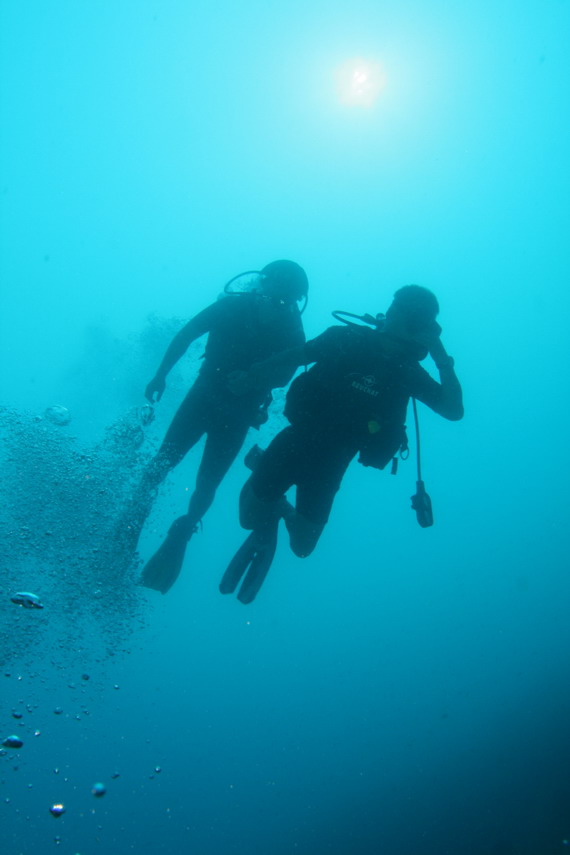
335, 58, 386, 108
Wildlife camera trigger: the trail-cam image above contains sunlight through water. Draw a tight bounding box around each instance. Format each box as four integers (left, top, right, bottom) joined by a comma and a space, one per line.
334, 57, 387, 107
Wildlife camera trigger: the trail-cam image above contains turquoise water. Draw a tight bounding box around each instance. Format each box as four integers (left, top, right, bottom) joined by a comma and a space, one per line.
1, 2, 569, 853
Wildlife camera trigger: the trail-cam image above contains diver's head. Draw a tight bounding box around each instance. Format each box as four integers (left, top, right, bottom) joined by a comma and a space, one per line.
259, 260, 309, 306
384, 285, 441, 357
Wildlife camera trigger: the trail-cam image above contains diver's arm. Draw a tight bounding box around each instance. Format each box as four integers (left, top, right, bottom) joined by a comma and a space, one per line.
433, 360, 463, 420
145, 303, 222, 402
228, 345, 308, 395
228, 326, 343, 395
429, 338, 463, 420
264, 346, 307, 388
411, 342, 464, 421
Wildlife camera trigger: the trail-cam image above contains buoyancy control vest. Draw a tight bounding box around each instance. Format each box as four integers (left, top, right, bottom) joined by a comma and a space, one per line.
284, 325, 411, 470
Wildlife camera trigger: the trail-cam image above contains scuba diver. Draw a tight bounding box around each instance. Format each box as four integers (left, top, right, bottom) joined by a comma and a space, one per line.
117, 260, 308, 594
221, 284, 464, 604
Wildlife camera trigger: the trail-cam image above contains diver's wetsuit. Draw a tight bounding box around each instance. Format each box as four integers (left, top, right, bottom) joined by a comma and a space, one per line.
138, 294, 305, 529
248, 324, 463, 542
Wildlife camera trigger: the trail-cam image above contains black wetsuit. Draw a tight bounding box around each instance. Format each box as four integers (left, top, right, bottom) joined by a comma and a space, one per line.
250, 324, 460, 525
146, 294, 305, 524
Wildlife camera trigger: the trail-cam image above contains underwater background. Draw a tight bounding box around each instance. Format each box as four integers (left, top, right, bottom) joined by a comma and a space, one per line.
1, 1, 569, 853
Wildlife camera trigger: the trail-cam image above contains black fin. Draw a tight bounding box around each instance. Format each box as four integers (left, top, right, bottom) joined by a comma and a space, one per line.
140, 516, 193, 594
220, 529, 277, 603
237, 535, 277, 604
219, 533, 259, 595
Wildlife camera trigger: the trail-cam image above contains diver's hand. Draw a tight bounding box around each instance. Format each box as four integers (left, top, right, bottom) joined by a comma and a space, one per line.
412, 323, 449, 368
145, 375, 166, 403
428, 335, 447, 365
410, 319, 441, 351
427, 336, 455, 371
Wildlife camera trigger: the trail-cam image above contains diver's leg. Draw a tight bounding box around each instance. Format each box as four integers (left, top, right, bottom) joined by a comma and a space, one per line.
239, 427, 298, 537
239, 478, 285, 538
284, 512, 325, 558
286, 442, 355, 558
220, 455, 286, 603
118, 386, 208, 548
148, 385, 211, 485
242, 445, 320, 553
220, 428, 299, 602
181, 418, 250, 530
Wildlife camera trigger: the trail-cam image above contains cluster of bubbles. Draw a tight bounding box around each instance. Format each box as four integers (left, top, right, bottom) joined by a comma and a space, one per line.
0, 315, 191, 851
0, 312, 234, 674
0, 404, 156, 670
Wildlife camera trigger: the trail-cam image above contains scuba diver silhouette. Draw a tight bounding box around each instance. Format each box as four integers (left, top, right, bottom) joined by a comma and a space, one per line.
117, 260, 308, 593
220, 284, 464, 604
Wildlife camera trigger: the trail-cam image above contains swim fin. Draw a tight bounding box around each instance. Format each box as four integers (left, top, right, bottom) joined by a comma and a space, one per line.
140, 515, 196, 594
219, 529, 278, 604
